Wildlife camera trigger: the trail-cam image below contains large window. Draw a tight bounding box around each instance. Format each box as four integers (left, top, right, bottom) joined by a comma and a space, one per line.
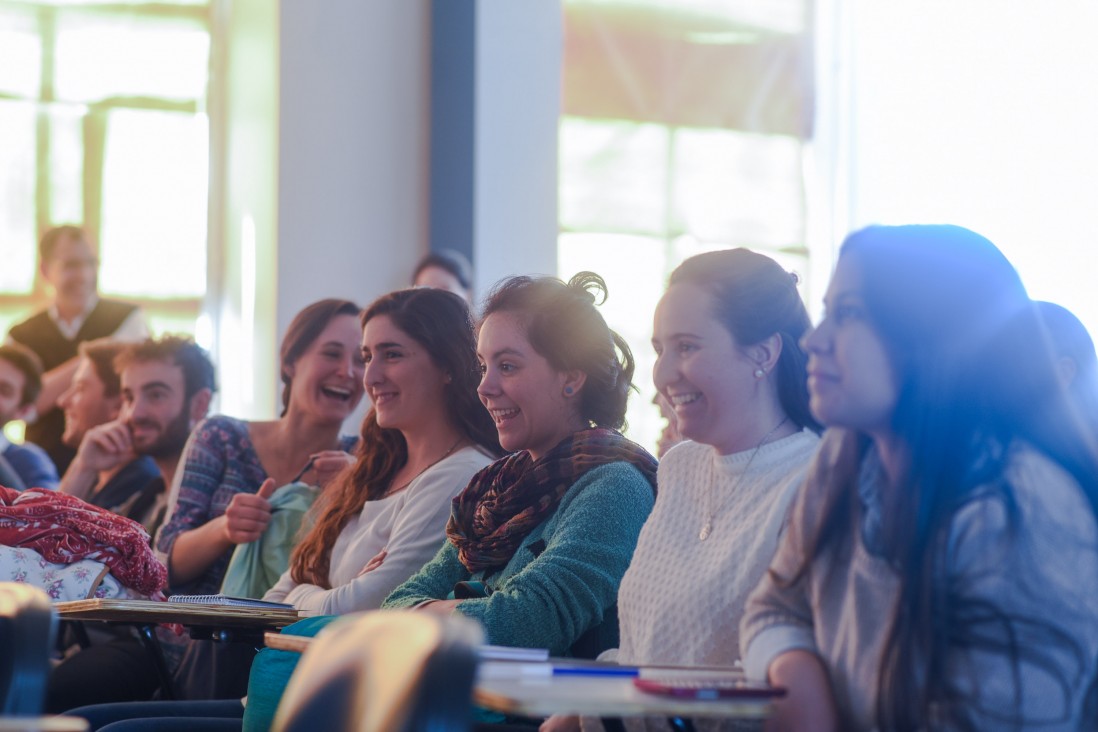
559, 0, 814, 450
0, 0, 212, 340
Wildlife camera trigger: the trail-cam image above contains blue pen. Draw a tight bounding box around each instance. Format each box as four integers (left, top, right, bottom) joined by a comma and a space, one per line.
551, 665, 639, 677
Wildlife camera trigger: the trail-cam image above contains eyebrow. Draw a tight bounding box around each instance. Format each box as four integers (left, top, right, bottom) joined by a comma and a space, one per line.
363, 341, 405, 351
659, 331, 704, 341
478, 347, 525, 360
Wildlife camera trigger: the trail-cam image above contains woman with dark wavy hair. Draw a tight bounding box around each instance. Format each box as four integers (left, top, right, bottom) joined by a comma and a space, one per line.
741, 225, 1098, 730
384, 271, 657, 657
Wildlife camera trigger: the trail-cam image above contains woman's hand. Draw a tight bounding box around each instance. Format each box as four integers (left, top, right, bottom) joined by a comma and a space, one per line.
357, 549, 388, 576
765, 649, 839, 732
223, 478, 278, 544
416, 599, 463, 615
309, 450, 355, 488
540, 715, 581, 732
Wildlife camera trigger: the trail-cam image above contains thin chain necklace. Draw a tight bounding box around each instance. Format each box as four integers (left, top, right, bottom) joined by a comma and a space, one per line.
699, 416, 789, 541
388, 436, 464, 496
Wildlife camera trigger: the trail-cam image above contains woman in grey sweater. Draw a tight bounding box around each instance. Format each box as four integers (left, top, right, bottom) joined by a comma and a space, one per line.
740, 225, 1098, 731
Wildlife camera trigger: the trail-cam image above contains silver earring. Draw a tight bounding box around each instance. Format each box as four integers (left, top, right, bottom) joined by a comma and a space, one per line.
754, 368, 765, 378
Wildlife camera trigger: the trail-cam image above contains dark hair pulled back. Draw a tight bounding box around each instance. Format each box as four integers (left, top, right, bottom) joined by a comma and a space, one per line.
481, 271, 634, 429
669, 248, 820, 433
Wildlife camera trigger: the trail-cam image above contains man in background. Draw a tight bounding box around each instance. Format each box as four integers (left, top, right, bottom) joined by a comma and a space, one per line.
59, 336, 214, 535
7, 225, 148, 474
0, 343, 60, 489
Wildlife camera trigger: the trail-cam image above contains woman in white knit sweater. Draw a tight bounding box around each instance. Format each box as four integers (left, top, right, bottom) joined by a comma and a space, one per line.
545, 248, 822, 732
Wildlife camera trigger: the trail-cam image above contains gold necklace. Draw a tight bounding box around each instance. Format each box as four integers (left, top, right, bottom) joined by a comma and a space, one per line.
387, 437, 464, 496
699, 417, 788, 541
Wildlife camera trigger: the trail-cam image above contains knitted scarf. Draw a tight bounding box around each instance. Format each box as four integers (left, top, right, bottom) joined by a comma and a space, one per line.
447, 428, 658, 573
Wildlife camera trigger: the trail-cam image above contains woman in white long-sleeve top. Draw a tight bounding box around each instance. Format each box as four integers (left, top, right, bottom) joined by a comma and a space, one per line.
740, 225, 1098, 731
263, 286, 502, 614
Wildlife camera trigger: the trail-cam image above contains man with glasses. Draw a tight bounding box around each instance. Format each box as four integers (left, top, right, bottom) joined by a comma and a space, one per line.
7, 225, 148, 474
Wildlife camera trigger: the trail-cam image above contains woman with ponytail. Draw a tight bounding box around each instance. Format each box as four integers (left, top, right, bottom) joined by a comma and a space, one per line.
384, 272, 657, 657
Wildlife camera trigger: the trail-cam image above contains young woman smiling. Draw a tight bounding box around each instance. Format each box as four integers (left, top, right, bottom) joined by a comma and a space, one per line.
383, 272, 657, 657
262, 287, 502, 613
544, 249, 821, 732
741, 225, 1098, 730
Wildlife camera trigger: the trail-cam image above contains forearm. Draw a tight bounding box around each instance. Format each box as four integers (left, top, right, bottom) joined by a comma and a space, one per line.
382, 543, 468, 609
167, 515, 233, 586
57, 456, 98, 500
766, 650, 839, 732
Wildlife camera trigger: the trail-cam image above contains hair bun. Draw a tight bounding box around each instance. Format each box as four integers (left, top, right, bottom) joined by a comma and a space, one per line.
567, 271, 608, 306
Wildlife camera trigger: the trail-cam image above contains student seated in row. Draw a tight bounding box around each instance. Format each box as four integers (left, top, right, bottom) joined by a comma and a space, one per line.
0, 343, 60, 490
741, 225, 1098, 730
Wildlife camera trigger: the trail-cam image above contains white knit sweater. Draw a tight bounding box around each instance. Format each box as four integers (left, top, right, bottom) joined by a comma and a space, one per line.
614, 429, 820, 668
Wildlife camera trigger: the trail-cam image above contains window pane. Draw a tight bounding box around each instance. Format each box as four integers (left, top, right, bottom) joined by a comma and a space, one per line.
49, 104, 85, 224
0, 100, 38, 293
560, 117, 669, 235
46, 0, 207, 5
99, 108, 208, 298
559, 232, 668, 451
147, 308, 199, 339
0, 10, 41, 98
672, 127, 805, 246
55, 13, 209, 103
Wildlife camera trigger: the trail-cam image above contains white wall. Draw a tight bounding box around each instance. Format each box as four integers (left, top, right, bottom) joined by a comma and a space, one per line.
473, 0, 561, 294
278, 1, 431, 340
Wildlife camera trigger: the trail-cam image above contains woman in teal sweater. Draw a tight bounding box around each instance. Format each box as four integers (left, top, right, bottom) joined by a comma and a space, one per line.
384, 271, 657, 655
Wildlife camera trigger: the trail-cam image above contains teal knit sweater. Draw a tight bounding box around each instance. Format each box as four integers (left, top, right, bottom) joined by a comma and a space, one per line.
382, 461, 655, 656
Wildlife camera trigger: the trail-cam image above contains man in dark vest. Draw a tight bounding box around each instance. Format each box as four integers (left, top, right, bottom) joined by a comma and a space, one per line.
7, 225, 148, 474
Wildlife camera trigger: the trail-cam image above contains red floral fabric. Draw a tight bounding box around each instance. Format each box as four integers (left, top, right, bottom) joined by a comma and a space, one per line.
0, 486, 167, 595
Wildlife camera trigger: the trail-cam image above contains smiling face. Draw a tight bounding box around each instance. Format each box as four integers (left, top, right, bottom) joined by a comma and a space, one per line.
652, 283, 765, 454
361, 314, 451, 433
0, 358, 29, 426
285, 314, 366, 423
42, 233, 98, 313
119, 359, 193, 458
477, 312, 582, 460
802, 255, 898, 435
58, 357, 121, 447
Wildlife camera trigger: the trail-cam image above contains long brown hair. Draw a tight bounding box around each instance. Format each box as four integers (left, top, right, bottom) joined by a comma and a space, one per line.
290, 288, 502, 587
797, 226, 1098, 729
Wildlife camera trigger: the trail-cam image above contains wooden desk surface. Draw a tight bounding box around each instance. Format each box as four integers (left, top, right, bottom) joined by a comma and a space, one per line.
56, 598, 301, 629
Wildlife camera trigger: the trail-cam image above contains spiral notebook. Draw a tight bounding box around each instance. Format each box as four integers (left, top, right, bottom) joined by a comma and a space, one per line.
168, 593, 293, 609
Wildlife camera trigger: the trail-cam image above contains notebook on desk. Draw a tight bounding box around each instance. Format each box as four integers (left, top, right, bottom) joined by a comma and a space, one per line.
55, 598, 301, 628
168, 593, 293, 609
